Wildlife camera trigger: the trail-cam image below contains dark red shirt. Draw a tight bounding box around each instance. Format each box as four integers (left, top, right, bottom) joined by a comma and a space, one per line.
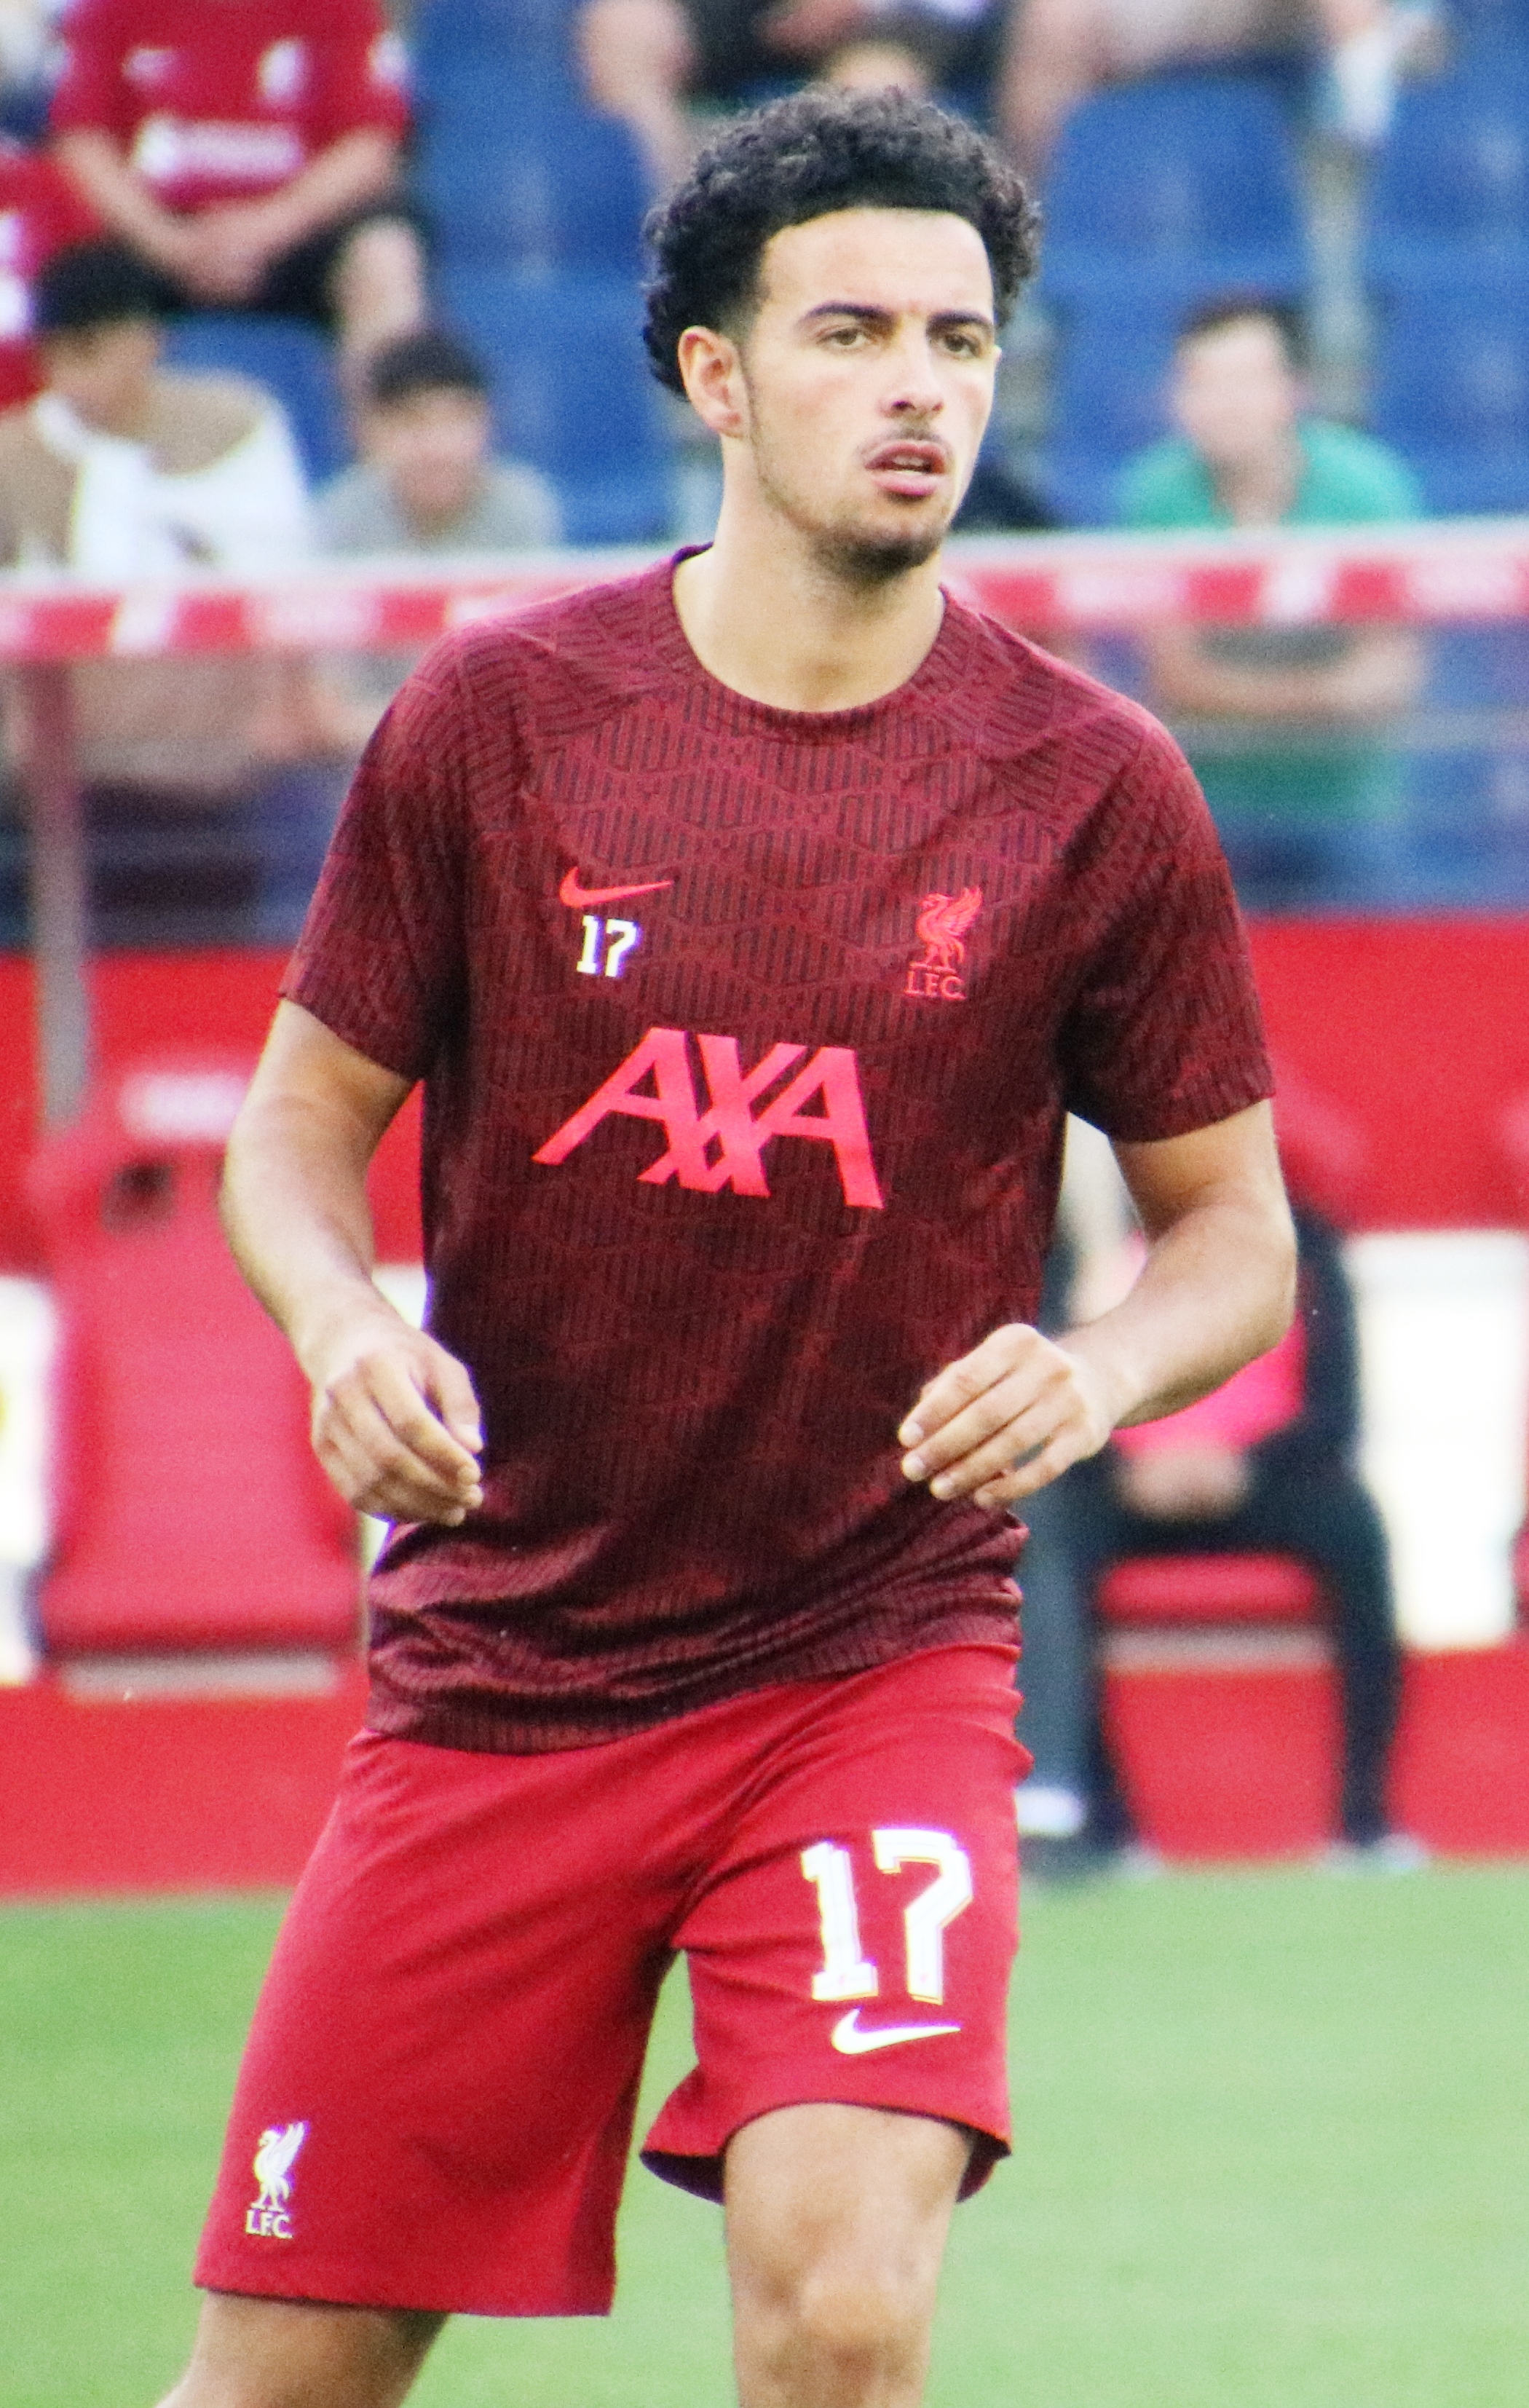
286, 560, 1273, 1753
0, 142, 99, 411
52, 0, 408, 216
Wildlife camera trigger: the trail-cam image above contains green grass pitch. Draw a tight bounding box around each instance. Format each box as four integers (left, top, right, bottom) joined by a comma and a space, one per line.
1, 1867, 1525, 2407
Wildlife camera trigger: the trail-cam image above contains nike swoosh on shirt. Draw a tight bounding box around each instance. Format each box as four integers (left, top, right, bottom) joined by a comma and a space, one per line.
830, 2009, 962, 2055
559, 867, 674, 910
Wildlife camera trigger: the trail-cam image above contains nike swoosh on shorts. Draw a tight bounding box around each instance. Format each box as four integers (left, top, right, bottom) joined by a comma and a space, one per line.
558, 868, 675, 909
830, 2008, 963, 2054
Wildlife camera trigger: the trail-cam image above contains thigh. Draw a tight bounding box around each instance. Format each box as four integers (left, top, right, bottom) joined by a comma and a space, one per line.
256, 206, 427, 326
195, 1730, 677, 2318
642, 1646, 1023, 2205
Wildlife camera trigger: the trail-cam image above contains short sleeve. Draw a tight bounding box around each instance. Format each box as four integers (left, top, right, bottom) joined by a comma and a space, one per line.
282, 639, 476, 1081
1334, 438, 1424, 524
50, 1, 130, 138
1057, 722, 1273, 1141
309, 4, 411, 144
1117, 441, 1205, 529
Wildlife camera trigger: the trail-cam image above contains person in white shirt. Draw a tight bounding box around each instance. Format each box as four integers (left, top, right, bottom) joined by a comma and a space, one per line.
0, 238, 337, 942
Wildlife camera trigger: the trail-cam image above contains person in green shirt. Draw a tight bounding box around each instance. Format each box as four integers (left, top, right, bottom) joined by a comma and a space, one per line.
1118, 295, 1423, 906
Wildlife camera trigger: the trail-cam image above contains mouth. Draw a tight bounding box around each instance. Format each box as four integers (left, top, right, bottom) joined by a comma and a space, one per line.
864, 439, 949, 498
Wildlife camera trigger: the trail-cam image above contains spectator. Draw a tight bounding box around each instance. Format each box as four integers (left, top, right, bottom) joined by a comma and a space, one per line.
0, 237, 334, 942
999, 0, 1443, 175
1119, 294, 1423, 909
48, 0, 422, 391
0, 131, 98, 408
1068, 1199, 1425, 1871
578, 0, 1007, 190
315, 328, 561, 749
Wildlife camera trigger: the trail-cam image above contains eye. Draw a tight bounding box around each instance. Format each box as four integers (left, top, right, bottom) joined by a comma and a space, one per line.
822, 323, 869, 348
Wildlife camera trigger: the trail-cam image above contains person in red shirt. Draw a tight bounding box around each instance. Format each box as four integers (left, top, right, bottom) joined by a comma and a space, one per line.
48, 0, 420, 384
172, 87, 1295, 2408
0, 135, 100, 409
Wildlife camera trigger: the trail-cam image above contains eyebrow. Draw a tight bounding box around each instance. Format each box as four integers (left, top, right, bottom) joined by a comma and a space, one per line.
800, 301, 996, 337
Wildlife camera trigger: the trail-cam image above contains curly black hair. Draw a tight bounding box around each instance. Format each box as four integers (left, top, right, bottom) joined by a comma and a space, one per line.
643, 87, 1040, 396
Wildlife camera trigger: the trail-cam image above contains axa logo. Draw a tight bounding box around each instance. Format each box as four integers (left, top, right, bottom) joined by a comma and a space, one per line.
905, 888, 982, 1003
245, 2120, 307, 2240
534, 1027, 883, 1207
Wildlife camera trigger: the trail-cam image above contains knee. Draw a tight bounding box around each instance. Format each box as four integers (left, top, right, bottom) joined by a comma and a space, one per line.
748, 2261, 930, 2398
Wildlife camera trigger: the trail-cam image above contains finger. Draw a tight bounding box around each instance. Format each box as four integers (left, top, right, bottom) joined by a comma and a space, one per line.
320, 1385, 482, 1515
898, 1326, 1045, 1455
316, 1422, 472, 1526
901, 1370, 1056, 1485
421, 1341, 483, 1456
924, 1395, 1067, 1500
364, 1355, 483, 1488
976, 1430, 1089, 1510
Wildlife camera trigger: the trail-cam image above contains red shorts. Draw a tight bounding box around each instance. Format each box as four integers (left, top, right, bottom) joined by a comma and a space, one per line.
195, 1643, 1024, 2318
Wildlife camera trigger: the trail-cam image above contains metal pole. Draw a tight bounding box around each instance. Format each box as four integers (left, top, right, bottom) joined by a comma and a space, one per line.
20, 662, 91, 1129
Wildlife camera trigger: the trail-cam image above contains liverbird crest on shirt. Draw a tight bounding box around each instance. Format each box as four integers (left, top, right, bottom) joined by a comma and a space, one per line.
905, 888, 983, 1002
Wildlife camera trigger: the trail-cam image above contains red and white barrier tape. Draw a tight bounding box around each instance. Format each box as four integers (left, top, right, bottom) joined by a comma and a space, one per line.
1, 521, 1527, 661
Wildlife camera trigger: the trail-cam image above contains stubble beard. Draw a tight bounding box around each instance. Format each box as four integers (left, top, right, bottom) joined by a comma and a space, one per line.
746, 395, 953, 590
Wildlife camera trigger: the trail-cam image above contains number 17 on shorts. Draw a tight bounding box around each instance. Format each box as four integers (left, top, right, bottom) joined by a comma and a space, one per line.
802, 1828, 972, 2052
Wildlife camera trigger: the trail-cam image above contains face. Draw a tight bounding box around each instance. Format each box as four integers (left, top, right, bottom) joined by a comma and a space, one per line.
360, 387, 491, 527
43, 319, 161, 435
1172, 316, 1303, 472
684, 207, 999, 584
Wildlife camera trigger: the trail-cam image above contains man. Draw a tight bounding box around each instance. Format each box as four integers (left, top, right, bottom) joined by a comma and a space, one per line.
0, 133, 100, 410
315, 327, 562, 749
1072, 1194, 1423, 1871
1121, 294, 1424, 909
170, 89, 1293, 2408
0, 237, 333, 944
579, 0, 1008, 189
999, 0, 1442, 173
48, 0, 421, 388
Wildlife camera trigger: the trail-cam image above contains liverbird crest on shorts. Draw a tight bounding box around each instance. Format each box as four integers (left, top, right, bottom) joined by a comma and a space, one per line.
905, 888, 982, 1003
245, 2120, 308, 2239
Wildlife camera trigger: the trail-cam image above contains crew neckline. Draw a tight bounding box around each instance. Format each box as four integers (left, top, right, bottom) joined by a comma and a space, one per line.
643, 544, 979, 733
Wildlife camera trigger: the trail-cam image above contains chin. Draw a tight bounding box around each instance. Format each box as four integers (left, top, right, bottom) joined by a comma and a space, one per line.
811, 511, 949, 587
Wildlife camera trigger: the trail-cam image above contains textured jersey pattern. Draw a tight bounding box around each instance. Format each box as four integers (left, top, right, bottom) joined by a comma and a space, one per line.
285, 561, 1273, 1750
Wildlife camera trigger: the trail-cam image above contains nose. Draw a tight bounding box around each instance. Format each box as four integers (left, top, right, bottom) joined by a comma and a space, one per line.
880, 325, 946, 420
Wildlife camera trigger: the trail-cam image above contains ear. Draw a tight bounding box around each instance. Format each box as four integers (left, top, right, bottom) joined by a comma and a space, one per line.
676, 325, 748, 439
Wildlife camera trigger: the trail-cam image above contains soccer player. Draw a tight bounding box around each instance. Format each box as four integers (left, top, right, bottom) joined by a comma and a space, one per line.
167, 87, 1295, 2408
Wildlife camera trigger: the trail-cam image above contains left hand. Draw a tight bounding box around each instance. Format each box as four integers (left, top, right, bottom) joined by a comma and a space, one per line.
898, 1323, 1115, 1512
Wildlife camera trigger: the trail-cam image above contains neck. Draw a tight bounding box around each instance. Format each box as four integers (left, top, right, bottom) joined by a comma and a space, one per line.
1209, 430, 1303, 525
397, 471, 483, 542
63, 387, 155, 442
672, 486, 947, 712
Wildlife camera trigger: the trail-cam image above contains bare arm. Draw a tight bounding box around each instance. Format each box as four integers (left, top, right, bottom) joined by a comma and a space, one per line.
55, 128, 200, 278
223, 999, 483, 1526
898, 1100, 1295, 1509
1142, 623, 1423, 722
56, 127, 400, 299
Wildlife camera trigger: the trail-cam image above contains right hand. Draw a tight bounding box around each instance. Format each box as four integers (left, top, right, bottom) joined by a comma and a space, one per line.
304, 1303, 485, 1527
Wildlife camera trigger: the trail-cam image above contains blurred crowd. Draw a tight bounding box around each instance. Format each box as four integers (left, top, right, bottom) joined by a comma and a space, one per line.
0, 0, 1523, 947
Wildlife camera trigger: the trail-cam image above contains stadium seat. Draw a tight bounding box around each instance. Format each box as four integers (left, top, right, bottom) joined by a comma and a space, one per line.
1366, 55, 1529, 287
161, 313, 349, 485
1098, 1553, 1339, 1858
31, 1054, 360, 1662
1041, 310, 1178, 524
417, 104, 650, 275
1040, 71, 1311, 311
1098, 1554, 1325, 1627
438, 265, 672, 543
1370, 272, 1529, 513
